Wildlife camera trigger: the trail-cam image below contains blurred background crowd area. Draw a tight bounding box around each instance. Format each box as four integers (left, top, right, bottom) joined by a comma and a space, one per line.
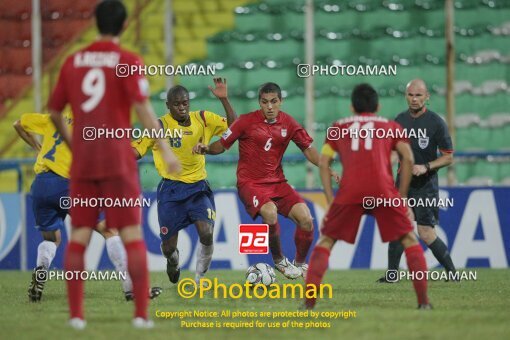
0, 0, 509, 192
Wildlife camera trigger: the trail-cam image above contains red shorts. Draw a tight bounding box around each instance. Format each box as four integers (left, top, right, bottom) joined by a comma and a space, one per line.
70, 175, 141, 229
237, 181, 304, 219
321, 203, 413, 244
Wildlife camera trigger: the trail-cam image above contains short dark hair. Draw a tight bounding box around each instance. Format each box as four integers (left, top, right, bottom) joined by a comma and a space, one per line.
167, 85, 189, 102
95, 0, 127, 36
258, 82, 282, 100
351, 83, 378, 113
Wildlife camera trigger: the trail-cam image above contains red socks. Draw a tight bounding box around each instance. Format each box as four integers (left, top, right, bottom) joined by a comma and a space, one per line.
268, 222, 283, 261
65, 242, 86, 320
305, 246, 331, 308
294, 227, 313, 264
65, 240, 150, 321
405, 244, 429, 305
125, 240, 149, 319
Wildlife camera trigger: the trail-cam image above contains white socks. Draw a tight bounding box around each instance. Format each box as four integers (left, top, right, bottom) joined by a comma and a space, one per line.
36, 240, 57, 269
195, 243, 213, 281
105, 236, 132, 293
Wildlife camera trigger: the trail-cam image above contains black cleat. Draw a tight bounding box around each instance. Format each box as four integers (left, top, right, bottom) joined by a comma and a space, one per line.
28, 266, 47, 302
125, 287, 163, 301
417, 304, 433, 310
376, 276, 396, 283
166, 260, 180, 284
165, 249, 180, 284
150, 286, 162, 299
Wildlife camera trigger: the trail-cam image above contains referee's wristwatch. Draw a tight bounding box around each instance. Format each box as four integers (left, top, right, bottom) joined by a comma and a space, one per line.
425, 162, 431, 173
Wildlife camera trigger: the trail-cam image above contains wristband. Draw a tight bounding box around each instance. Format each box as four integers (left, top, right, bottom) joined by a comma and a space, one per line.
425, 162, 431, 172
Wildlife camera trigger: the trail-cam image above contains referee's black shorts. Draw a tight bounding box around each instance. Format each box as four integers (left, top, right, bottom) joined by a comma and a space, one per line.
408, 175, 439, 227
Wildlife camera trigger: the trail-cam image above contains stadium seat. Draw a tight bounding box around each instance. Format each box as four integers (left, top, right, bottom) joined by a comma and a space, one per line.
0, 20, 31, 47
284, 162, 308, 189
206, 163, 238, 189
235, 11, 274, 33
0, 0, 31, 19
175, 39, 207, 59
281, 95, 305, 123
244, 66, 295, 92
454, 162, 473, 184
3, 48, 32, 75
454, 113, 481, 128
204, 11, 236, 29
42, 19, 90, 47
173, 0, 201, 13
139, 163, 161, 191
499, 162, 510, 184
0, 74, 31, 103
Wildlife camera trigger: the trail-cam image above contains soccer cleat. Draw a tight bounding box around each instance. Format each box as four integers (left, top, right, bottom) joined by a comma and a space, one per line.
132, 317, 154, 329
376, 276, 396, 284
165, 249, 180, 284
125, 287, 163, 301
69, 318, 87, 330
150, 286, 163, 299
274, 257, 302, 279
417, 304, 433, 310
293, 261, 309, 279
28, 266, 47, 302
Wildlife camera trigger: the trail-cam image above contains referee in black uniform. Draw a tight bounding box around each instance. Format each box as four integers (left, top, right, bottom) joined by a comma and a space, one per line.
378, 79, 456, 282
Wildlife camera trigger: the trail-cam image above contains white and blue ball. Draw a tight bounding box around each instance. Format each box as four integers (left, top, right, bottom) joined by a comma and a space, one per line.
245, 263, 277, 286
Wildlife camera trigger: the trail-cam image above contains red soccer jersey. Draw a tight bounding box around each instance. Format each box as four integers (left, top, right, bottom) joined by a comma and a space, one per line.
325, 113, 408, 204
47, 40, 149, 180
220, 110, 313, 184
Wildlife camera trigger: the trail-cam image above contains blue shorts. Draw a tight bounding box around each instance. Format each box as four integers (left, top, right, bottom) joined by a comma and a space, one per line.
157, 179, 215, 240
30, 171, 69, 232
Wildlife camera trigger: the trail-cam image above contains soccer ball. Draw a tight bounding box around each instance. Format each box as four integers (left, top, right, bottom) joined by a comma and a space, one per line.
245, 263, 277, 286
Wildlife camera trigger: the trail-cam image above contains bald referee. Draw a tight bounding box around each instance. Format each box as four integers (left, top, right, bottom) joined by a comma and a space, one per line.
378, 79, 456, 282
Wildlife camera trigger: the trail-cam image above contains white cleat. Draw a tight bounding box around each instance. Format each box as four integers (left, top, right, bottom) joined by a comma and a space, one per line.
293, 261, 309, 279
275, 257, 302, 279
132, 317, 154, 329
69, 318, 87, 330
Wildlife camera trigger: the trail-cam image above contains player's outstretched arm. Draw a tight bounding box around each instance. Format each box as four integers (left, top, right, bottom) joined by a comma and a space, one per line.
319, 153, 335, 205
134, 100, 181, 174
192, 139, 225, 155
49, 109, 72, 148
13, 120, 41, 151
208, 77, 237, 126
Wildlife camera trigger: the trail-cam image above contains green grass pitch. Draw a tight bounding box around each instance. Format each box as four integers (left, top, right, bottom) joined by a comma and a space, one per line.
1, 269, 509, 339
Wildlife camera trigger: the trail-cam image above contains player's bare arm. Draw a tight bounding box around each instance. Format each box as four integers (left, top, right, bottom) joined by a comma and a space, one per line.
49, 110, 72, 148
133, 100, 181, 174
319, 153, 335, 205
208, 77, 237, 126
412, 150, 453, 176
13, 120, 41, 151
303, 146, 320, 166
395, 141, 415, 221
304, 146, 340, 183
192, 139, 225, 155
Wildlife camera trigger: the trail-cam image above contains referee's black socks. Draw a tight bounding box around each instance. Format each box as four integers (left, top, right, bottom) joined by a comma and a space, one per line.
388, 240, 404, 270
428, 237, 456, 273
387, 238, 456, 273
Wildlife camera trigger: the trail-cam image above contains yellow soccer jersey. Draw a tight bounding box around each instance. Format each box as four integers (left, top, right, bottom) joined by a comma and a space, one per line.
132, 110, 227, 183
20, 113, 72, 179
